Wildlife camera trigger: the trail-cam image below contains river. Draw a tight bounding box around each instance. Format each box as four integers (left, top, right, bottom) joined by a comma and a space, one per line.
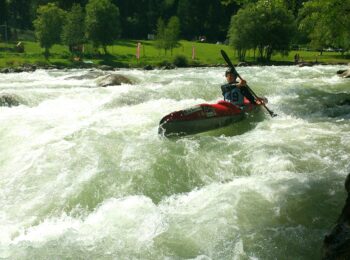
0, 66, 350, 259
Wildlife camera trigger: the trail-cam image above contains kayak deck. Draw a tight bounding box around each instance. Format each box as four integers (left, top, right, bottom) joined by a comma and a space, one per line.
158, 100, 261, 137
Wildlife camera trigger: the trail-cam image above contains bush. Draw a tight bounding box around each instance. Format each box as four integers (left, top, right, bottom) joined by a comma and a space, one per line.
173, 55, 188, 67
157, 60, 171, 67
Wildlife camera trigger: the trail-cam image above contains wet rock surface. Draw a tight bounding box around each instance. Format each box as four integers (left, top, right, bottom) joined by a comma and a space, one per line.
340, 69, 350, 78
67, 71, 105, 80
0, 93, 20, 107
323, 174, 350, 259
96, 74, 134, 87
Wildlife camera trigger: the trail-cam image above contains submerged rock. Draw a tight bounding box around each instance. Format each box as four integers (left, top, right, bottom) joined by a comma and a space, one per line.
96, 74, 133, 87
323, 173, 350, 259
67, 71, 105, 80
298, 62, 314, 67
0, 93, 20, 107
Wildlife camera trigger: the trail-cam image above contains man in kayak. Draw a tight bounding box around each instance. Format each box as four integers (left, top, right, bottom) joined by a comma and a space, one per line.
221, 68, 262, 106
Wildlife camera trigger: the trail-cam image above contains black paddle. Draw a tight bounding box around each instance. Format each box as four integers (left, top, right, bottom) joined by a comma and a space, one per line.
220, 50, 277, 117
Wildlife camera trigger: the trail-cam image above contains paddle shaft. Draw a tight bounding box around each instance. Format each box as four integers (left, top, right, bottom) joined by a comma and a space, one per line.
220, 50, 277, 117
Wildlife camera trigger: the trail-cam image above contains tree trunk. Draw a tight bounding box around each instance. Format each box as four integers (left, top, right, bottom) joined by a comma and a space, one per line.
44, 47, 50, 60
258, 46, 264, 61
266, 47, 273, 61
103, 45, 108, 55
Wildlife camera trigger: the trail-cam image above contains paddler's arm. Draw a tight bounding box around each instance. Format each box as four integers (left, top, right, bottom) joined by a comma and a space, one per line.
237, 79, 266, 105
236, 79, 257, 104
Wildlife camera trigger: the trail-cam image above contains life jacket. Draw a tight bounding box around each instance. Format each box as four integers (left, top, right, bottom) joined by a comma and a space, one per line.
221, 83, 256, 106
221, 83, 244, 105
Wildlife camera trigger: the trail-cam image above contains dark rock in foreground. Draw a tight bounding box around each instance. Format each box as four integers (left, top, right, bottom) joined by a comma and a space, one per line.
0, 93, 20, 107
323, 173, 350, 259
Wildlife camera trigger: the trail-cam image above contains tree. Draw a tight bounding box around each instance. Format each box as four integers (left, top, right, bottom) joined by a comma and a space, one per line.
0, 0, 7, 25
176, 0, 192, 39
155, 16, 181, 55
62, 4, 85, 55
155, 17, 166, 53
0, 0, 8, 40
85, 0, 121, 54
298, 0, 350, 53
227, 9, 255, 60
7, 0, 32, 30
165, 16, 180, 55
228, 0, 296, 61
33, 3, 66, 58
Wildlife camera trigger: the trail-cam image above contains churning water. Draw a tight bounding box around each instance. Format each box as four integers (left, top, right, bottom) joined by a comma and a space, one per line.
0, 66, 350, 259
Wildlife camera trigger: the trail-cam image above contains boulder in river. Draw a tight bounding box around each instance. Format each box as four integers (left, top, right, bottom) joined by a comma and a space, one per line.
298, 62, 314, 67
96, 74, 134, 87
338, 69, 350, 78
99, 65, 114, 71
0, 68, 10, 73
336, 70, 347, 75
323, 173, 350, 259
0, 93, 20, 107
237, 62, 251, 67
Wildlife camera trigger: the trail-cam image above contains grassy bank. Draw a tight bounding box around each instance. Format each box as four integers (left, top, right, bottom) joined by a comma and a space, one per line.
0, 40, 349, 69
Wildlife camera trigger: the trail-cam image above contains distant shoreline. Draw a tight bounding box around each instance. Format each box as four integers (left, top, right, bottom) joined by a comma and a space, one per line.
1, 40, 349, 72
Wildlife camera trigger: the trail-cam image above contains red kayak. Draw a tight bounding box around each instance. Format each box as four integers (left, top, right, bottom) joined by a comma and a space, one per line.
158, 98, 264, 136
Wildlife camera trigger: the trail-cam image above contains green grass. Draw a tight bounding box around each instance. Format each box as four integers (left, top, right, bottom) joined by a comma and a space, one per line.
0, 40, 349, 68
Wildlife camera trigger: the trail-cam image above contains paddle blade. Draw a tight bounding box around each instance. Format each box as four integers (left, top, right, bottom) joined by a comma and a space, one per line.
220, 49, 239, 76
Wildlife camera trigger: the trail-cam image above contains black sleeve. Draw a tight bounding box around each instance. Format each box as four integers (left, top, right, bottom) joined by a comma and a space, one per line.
240, 86, 256, 104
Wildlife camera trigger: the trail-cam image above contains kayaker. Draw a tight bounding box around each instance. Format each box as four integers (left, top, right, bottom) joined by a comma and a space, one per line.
221, 68, 263, 106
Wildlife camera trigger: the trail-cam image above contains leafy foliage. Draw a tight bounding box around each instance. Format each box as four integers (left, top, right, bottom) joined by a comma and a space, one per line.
165, 16, 181, 54
1, 0, 349, 62
155, 18, 166, 51
85, 0, 121, 54
228, 0, 296, 61
62, 4, 85, 53
155, 16, 181, 55
0, 0, 7, 24
298, 0, 350, 52
173, 54, 188, 67
33, 3, 66, 58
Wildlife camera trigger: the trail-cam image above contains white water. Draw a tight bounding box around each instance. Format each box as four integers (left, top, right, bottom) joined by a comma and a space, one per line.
0, 66, 350, 259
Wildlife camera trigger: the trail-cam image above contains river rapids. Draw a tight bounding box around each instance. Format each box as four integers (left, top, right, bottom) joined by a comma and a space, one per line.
0, 66, 350, 259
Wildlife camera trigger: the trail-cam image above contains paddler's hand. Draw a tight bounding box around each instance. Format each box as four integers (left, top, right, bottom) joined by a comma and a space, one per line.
255, 97, 268, 105
237, 79, 247, 87
255, 99, 263, 105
